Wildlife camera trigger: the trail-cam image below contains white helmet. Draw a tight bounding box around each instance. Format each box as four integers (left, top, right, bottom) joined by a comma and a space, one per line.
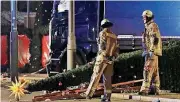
101, 19, 113, 28
142, 10, 153, 18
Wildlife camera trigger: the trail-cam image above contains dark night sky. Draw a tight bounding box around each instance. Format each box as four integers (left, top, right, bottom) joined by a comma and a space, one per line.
105, 1, 180, 36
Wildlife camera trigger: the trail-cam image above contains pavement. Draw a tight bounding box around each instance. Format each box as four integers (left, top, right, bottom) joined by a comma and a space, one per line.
1, 74, 180, 102
1, 87, 149, 102
112, 93, 180, 102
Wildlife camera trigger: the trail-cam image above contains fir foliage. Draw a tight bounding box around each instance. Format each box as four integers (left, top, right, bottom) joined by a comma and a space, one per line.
26, 40, 180, 93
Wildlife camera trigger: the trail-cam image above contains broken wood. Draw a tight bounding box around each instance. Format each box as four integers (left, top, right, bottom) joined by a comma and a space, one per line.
32, 79, 143, 102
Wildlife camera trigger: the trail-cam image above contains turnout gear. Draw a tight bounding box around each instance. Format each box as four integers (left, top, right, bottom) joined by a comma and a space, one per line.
85, 21, 118, 100
144, 20, 162, 56
140, 14, 162, 95
140, 55, 160, 95
140, 12, 162, 94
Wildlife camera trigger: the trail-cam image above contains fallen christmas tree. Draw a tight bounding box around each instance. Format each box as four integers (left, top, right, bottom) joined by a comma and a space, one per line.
25, 40, 180, 93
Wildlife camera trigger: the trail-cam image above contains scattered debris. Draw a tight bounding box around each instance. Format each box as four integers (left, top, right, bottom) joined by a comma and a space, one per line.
32, 79, 143, 102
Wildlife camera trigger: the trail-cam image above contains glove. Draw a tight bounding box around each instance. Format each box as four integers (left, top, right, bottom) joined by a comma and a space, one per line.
142, 51, 148, 57
149, 51, 154, 59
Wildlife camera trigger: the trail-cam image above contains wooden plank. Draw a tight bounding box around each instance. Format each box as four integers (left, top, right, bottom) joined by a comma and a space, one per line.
112, 79, 143, 87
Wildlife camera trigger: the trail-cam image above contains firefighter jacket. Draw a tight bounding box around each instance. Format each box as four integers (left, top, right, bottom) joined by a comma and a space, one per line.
97, 28, 118, 60
143, 20, 162, 56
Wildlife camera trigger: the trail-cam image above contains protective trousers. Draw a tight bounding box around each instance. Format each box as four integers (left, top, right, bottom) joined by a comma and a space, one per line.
85, 54, 113, 98
140, 54, 160, 93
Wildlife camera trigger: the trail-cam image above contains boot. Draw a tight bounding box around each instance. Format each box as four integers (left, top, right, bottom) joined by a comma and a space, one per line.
101, 94, 111, 102
138, 90, 148, 96
101, 98, 110, 102
80, 92, 92, 99
148, 86, 156, 95
154, 87, 160, 95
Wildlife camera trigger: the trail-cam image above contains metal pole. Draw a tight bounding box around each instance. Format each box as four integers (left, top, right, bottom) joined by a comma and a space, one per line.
10, 0, 18, 82
27, 0, 29, 28
67, 1, 76, 71
104, 0, 106, 18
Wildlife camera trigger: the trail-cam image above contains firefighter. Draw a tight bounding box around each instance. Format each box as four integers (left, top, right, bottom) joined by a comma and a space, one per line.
84, 19, 118, 102
139, 10, 162, 95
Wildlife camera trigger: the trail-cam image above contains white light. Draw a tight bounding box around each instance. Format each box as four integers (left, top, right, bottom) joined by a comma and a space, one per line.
38, 19, 39, 21
92, 28, 95, 32
45, 10, 47, 12
35, 8, 37, 10
42, 2, 44, 4
134, 75, 137, 79
72, 75, 75, 78
118, 76, 121, 78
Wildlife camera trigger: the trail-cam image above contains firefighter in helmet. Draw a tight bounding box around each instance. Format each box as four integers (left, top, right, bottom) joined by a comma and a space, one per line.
140, 10, 162, 95
84, 19, 118, 102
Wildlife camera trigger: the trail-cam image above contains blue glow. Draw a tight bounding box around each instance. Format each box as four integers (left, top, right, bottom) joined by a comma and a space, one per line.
105, 1, 180, 36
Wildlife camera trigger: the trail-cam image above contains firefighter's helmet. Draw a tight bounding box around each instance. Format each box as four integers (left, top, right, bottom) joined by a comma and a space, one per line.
101, 19, 113, 28
142, 10, 153, 18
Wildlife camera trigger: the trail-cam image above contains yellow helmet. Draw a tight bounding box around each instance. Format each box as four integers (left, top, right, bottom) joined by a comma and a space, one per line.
101, 19, 113, 28
142, 10, 153, 18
